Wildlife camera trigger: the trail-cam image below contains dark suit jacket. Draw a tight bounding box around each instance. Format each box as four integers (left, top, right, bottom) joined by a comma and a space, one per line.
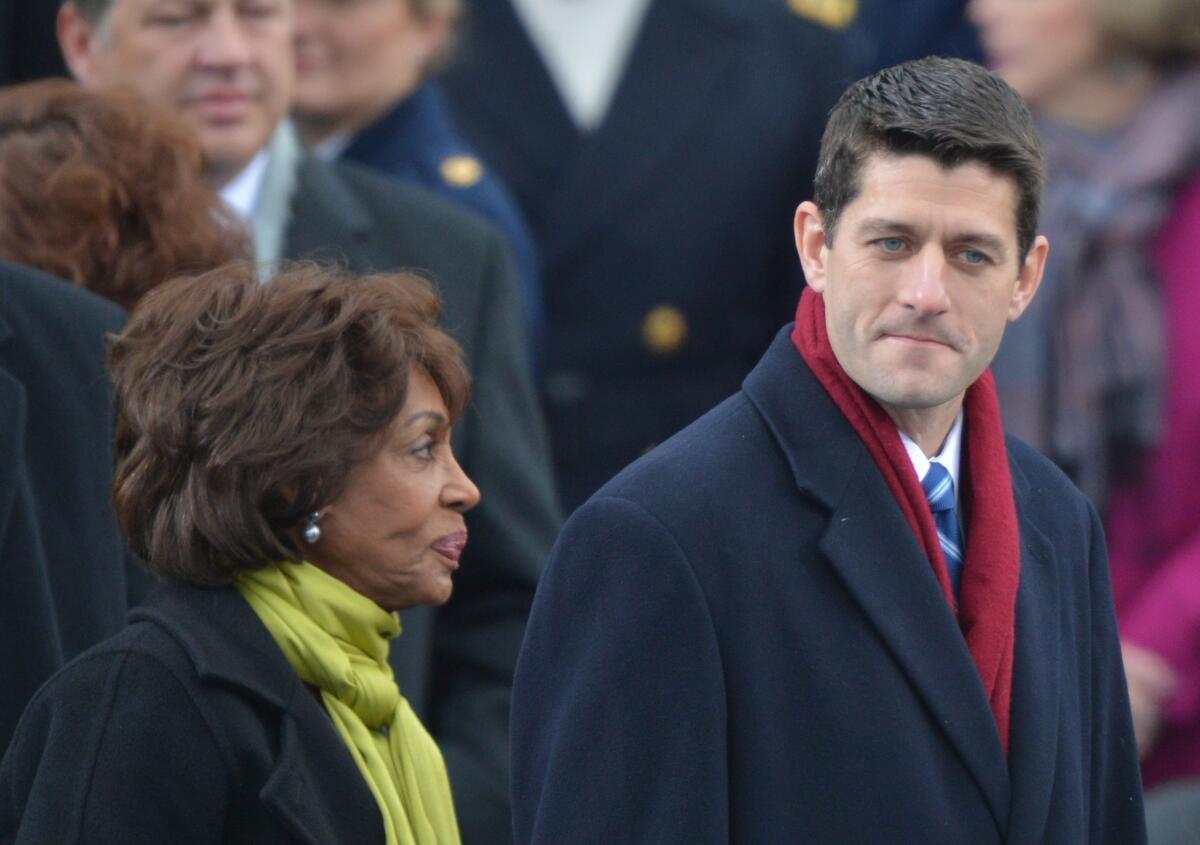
0, 263, 138, 754
282, 156, 561, 843
442, 0, 851, 509
0, 582, 386, 843
511, 328, 1146, 843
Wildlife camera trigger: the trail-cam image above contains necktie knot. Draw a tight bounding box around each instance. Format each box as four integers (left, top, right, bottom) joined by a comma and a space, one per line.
922, 462, 956, 513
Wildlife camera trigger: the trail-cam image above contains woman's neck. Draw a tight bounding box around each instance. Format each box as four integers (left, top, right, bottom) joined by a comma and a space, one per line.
1036, 61, 1160, 133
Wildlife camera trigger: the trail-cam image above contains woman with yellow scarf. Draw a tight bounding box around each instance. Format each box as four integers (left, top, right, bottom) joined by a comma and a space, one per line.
1, 263, 480, 844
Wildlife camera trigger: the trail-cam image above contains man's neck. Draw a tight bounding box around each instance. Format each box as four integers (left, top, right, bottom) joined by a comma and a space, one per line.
882, 397, 963, 458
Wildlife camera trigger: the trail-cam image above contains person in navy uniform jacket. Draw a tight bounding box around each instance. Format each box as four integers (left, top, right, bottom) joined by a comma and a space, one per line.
292, 0, 542, 358
510, 58, 1147, 843
442, 0, 853, 510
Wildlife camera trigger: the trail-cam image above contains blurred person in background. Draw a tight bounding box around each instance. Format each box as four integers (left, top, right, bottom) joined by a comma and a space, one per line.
1, 264, 479, 842
0, 261, 127, 756
291, 0, 542, 358
0, 79, 242, 755
441, 0, 851, 510
55, 1, 560, 837
847, 0, 982, 77
0, 79, 248, 311
970, 0, 1200, 790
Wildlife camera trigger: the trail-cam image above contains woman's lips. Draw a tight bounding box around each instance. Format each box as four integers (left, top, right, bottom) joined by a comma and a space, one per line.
431, 531, 468, 565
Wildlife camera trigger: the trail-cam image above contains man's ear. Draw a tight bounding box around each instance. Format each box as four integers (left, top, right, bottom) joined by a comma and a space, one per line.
794, 201, 830, 293
1007, 234, 1049, 321
57, 2, 104, 85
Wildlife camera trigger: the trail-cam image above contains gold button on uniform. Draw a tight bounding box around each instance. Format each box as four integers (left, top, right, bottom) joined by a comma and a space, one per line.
642, 306, 688, 357
788, 0, 858, 30
440, 155, 484, 188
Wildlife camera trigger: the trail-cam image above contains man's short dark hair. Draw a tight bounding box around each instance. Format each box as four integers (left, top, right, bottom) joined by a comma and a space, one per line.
813, 57, 1045, 259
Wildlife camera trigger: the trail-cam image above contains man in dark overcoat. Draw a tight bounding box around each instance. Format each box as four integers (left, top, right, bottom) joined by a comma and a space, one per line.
511, 58, 1147, 843
55, 1, 561, 839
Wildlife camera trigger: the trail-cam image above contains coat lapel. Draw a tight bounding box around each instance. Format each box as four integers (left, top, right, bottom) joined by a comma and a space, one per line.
446, 0, 579, 214
1003, 455, 1061, 844
260, 701, 384, 845
744, 329, 1012, 829
283, 157, 373, 270
538, 0, 748, 267
133, 585, 384, 843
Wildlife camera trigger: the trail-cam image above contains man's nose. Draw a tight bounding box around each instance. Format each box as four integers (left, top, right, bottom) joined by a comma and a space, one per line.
195, 6, 255, 68
897, 245, 951, 315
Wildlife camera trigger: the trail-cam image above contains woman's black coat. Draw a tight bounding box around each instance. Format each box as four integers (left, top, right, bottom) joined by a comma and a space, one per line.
0, 581, 388, 844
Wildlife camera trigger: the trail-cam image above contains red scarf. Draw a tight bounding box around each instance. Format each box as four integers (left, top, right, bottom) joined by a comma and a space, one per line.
791, 287, 1020, 753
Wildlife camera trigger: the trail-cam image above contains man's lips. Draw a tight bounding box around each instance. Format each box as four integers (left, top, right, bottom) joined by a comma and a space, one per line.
188, 91, 254, 121
431, 531, 468, 565
882, 332, 954, 350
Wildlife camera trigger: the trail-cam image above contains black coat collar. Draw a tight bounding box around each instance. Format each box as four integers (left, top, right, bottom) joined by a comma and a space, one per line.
131, 581, 303, 711
284, 156, 373, 266
131, 581, 387, 844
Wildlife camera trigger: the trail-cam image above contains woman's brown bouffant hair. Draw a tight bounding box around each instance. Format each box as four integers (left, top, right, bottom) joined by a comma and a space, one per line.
0, 79, 248, 311
108, 262, 470, 586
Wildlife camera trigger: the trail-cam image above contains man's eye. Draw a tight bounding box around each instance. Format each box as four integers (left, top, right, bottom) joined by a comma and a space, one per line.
241, 2, 280, 19
878, 237, 905, 253
149, 12, 191, 26
961, 249, 988, 265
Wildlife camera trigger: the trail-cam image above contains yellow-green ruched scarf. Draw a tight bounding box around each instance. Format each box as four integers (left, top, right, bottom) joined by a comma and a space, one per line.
236, 561, 460, 845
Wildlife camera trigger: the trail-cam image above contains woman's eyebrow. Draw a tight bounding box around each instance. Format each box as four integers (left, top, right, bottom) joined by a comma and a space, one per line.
402, 410, 448, 427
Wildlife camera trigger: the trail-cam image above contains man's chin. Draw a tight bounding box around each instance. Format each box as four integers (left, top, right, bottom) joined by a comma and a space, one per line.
193, 124, 274, 182
858, 373, 964, 414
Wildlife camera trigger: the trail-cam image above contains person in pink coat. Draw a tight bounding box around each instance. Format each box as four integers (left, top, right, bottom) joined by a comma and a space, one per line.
970, 0, 1200, 786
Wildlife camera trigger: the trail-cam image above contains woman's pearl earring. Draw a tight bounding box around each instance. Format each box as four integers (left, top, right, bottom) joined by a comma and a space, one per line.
302, 512, 323, 544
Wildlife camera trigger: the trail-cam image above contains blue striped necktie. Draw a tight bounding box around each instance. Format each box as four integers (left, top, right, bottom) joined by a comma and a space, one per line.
922, 462, 964, 596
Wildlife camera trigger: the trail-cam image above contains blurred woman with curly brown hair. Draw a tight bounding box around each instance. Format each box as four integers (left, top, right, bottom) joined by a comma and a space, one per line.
0, 79, 247, 311
0, 263, 480, 843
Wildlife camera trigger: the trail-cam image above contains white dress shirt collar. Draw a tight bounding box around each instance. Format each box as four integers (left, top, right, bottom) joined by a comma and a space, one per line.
218, 150, 270, 222
898, 411, 964, 494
